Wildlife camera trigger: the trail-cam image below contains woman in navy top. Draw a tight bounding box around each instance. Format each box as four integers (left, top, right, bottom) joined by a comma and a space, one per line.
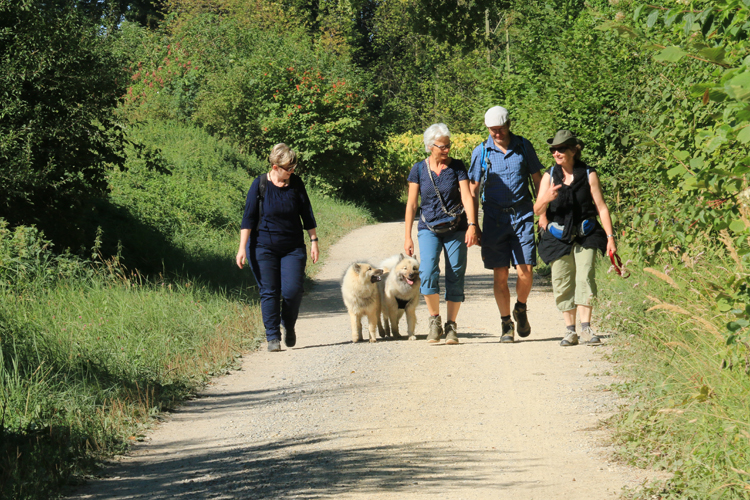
236, 143, 319, 352
404, 123, 479, 345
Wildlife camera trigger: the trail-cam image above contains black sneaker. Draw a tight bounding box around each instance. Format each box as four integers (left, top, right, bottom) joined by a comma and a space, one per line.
513, 303, 531, 338
267, 340, 282, 352
282, 324, 296, 348
500, 320, 514, 343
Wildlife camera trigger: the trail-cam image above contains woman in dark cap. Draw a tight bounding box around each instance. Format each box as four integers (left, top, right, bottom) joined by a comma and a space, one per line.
533, 130, 616, 346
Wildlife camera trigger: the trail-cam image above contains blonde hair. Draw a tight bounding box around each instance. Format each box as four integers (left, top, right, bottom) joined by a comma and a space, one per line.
423, 123, 451, 152
269, 143, 297, 168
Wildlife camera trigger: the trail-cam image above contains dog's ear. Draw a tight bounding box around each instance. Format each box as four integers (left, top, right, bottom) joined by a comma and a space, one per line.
398, 253, 406, 261
352, 263, 361, 274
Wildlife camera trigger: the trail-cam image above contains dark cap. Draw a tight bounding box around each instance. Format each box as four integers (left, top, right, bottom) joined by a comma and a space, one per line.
546, 130, 582, 148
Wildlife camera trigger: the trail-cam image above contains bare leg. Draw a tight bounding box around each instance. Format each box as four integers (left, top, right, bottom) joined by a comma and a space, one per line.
562, 308, 577, 328
493, 267, 511, 316
578, 304, 592, 324
423, 293, 440, 316
447, 300, 461, 322
515, 264, 534, 303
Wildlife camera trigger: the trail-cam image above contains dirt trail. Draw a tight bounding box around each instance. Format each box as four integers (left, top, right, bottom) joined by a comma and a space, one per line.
70, 221, 653, 500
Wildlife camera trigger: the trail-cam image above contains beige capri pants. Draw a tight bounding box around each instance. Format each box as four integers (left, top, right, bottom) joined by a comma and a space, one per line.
550, 243, 598, 311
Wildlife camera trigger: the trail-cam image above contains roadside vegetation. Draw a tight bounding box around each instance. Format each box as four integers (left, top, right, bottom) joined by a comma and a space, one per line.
2, 0, 750, 498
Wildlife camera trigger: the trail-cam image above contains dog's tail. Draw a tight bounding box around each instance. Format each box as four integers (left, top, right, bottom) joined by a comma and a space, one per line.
378, 254, 404, 273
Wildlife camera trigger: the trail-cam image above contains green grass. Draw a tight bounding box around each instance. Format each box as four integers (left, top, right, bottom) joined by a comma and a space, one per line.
596, 248, 750, 499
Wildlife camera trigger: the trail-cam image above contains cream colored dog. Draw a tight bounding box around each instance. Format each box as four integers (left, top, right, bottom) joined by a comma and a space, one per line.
378, 254, 420, 340
341, 263, 384, 343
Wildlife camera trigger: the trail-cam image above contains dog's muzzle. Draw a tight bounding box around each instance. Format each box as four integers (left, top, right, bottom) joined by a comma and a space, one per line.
370, 275, 382, 283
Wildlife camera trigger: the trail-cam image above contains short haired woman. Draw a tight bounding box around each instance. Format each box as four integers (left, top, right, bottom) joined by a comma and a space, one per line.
404, 123, 479, 344
533, 130, 616, 346
236, 143, 319, 352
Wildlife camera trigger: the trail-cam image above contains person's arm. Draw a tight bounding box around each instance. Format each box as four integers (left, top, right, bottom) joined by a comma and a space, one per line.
459, 179, 478, 248
468, 180, 482, 245
589, 171, 617, 256
307, 228, 319, 264
404, 182, 420, 256
236, 228, 251, 269
533, 172, 561, 217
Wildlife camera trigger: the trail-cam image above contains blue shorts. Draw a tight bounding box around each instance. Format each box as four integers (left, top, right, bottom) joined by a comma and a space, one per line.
481, 215, 536, 269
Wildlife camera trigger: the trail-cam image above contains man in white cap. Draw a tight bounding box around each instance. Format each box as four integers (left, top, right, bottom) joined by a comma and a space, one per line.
468, 106, 544, 343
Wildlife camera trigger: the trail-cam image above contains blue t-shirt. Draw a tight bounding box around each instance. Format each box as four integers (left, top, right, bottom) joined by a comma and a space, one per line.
407, 159, 469, 232
469, 134, 542, 222
241, 174, 317, 250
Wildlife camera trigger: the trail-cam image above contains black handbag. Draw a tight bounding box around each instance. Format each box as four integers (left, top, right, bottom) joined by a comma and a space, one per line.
420, 160, 463, 234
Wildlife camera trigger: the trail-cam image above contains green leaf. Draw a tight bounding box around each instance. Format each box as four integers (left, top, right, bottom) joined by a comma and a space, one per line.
736, 125, 750, 144
667, 165, 686, 178
633, 4, 646, 22
698, 47, 726, 65
724, 70, 750, 101
654, 46, 687, 63
729, 219, 747, 233
675, 150, 690, 161
683, 13, 694, 36
647, 9, 659, 28
689, 157, 704, 169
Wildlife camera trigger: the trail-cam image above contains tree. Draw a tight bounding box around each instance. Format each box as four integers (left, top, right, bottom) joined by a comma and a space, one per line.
0, 0, 126, 228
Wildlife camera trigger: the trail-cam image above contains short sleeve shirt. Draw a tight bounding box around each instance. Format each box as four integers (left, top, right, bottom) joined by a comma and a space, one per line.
407, 159, 469, 232
468, 134, 543, 221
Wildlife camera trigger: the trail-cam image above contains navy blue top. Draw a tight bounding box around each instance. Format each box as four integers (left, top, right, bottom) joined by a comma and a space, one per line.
407, 159, 469, 232
468, 134, 542, 223
241, 174, 317, 250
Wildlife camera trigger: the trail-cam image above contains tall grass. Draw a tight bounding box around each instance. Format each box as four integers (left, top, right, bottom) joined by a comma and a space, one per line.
597, 247, 750, 499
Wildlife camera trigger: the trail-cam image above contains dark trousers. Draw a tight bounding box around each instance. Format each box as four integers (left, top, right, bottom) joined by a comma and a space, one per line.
248, 243, 307, 341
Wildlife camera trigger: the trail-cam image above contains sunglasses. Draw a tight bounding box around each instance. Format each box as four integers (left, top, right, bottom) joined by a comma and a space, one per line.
277, 163, 297, 172
549, 145, 573, 154
433, 143, 451, 151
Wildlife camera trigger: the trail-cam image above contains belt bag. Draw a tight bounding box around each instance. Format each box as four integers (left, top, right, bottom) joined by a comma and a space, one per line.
422, 212, 461, 234
547, 217, 596, 241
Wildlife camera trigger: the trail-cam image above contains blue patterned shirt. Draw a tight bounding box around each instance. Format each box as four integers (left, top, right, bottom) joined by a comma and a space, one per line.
469, 134, 543, 221
407, 159, 469, 232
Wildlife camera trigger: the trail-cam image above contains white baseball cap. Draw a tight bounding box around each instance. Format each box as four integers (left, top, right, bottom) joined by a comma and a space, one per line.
484, 106, 509, 127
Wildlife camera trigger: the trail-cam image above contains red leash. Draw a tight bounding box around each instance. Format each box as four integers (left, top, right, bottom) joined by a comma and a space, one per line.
609, 250, 630, 279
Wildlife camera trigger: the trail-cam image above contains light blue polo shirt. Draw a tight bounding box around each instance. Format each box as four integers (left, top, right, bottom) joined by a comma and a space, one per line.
469, 134, 543, 221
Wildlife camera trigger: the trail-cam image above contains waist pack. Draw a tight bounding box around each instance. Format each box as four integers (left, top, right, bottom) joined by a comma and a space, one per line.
422, 213, 461, 234
547, 218, 596, 241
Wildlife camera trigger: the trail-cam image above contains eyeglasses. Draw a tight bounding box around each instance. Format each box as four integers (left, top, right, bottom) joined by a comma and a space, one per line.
549, 146, 572, 154
277, 163, 297, 172
432, 144, 451, 151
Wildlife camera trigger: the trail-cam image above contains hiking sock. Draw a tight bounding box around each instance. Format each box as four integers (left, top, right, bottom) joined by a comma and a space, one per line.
566, 325, 576, 333
581, 322, 590, 330
515, 301, 526, 309
501, 315, 511, 323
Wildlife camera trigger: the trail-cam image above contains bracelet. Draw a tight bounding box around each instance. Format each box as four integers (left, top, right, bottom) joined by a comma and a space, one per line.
310, 237, 318, 242
467, 222, 477, 227
607, 234, 615, 239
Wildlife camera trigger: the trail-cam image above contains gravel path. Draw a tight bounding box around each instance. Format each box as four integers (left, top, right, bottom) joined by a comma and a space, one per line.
70, 221, 655, 500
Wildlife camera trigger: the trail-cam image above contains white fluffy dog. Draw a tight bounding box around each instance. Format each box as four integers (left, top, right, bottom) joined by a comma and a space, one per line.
341, 263, 384, 343
378, 254, 420, 340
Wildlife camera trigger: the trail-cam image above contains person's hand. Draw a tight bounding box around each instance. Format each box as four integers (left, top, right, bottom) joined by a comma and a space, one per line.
545, 183, 562, 204
606, 238, 617, 258
465, 225, 479, 248
404, 237, 414, 257
538, 214, 549, 230
235, 248, 246, 269
311, 241, 319, 264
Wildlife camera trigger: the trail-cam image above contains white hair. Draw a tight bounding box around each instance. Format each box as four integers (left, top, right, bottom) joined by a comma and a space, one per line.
423, 123, 451, 153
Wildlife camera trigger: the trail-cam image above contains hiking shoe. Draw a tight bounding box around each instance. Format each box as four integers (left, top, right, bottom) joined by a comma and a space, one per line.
500, 320, 514, 343
281, 324, 296, 348
582, 326, 602, 346
427, 315, 443, 343
513, 303, 531, 338
560, 331, 578, 347
444, 321, 459, 345
267, 339, 282, 352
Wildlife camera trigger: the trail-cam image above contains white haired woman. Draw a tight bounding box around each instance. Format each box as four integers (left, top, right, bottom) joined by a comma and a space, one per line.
404, 123, 479, 344
236, 143, 319, 352
534, 130, 616, 347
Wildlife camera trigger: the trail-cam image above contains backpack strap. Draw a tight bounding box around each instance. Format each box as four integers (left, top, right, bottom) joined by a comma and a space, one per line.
256, 174, 268, 231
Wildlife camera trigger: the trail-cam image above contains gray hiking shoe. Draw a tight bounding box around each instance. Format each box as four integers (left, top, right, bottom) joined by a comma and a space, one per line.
267, 339, 282, 352
513, 303, 531, 338
500, 319, 514, 343
444, 321, 459, 345
560, 331, 579, 347
582, 326, 602, 346
427, 315, 443, 343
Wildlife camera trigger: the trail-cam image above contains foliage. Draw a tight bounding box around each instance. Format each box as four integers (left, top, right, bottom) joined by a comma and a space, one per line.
598, 254, 750, 499
0, 0, 126, 228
